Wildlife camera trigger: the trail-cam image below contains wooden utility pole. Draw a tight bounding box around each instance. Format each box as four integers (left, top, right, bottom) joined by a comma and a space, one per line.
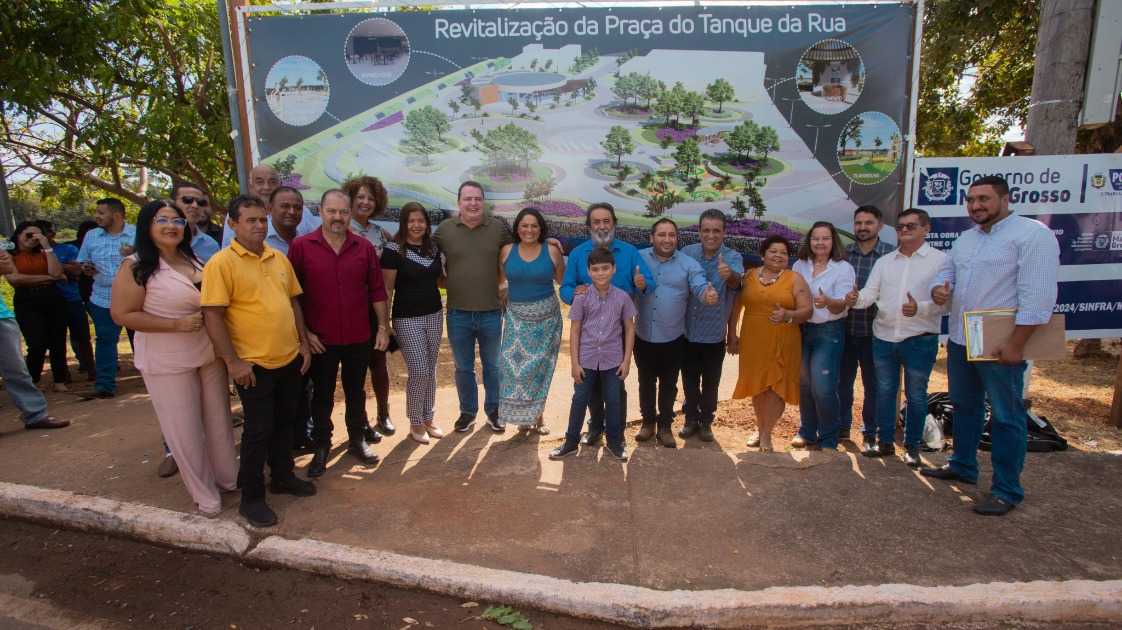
1021, 0, 1122, 427
1024, 0, 1095, 154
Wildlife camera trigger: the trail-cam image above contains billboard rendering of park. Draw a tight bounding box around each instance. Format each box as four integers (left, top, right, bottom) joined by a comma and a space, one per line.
244, 4, 916, 243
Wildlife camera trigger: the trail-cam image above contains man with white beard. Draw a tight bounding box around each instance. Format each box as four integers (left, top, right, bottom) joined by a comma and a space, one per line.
560, 203, 654, 446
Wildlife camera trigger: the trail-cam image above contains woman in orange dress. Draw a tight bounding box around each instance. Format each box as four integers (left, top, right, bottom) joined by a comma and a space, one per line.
728, 235, 812, 451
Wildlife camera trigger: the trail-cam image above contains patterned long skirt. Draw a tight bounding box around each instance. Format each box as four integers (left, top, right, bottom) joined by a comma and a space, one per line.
498, 294, 562, 425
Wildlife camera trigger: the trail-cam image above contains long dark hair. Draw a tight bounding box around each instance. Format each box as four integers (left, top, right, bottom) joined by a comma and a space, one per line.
513, 207, 548, 243
395, 202, 437, 257
12, 221, 45, 253
131, 200, 200, 287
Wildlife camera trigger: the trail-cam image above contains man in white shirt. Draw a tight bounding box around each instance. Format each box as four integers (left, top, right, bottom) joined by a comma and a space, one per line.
845, 208, 948, 466
221, 164, 321, 248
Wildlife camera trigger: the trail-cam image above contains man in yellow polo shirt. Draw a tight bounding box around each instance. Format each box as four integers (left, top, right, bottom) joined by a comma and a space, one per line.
202, 194, 314, 528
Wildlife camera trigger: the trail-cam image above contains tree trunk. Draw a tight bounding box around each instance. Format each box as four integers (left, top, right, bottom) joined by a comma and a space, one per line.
1023, 0, 1095, 153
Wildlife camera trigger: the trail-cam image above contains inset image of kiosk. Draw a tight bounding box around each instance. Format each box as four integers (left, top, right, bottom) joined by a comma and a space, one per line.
345, 18, 411, 86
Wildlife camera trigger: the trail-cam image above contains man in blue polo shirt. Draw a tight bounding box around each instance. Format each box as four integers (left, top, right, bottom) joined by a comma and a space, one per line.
560, 202, 654, 446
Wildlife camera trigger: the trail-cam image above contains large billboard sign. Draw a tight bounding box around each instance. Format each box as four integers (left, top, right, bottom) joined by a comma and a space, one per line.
911, 154, 1122, 339
242, 3, 916, 239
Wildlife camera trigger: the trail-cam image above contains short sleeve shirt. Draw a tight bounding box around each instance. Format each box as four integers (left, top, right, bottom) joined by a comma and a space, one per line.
381, 242, 444, 319
200, 240, 302, 369
434, 215, 511, 311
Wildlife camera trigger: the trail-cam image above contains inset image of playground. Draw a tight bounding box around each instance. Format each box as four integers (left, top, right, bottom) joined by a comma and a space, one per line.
265, 56, 330, 126
796, 39, 864, 115
837, 111, 902, 185
345, 18, 410, 86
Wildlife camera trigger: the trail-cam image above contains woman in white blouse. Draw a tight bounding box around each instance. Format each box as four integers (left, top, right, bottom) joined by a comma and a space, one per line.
791, 221, 855, 451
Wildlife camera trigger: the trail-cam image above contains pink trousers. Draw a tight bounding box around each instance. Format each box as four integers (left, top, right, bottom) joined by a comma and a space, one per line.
142, 359, 238, 513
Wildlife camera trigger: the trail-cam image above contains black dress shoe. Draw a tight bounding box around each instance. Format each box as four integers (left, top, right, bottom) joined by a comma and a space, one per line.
375, 412, 396, 436
269, 476, 317, 497
607, 442, 629, 462
348, 439, 380, 465
454, 413, 476, 432
307, 445, 329, 478
363, 424, 383, 444
239, 500, 278, 527
920, 464, 976, 484
697, 424, 714, 442
974, 493, 1016, 516
580, 428, 604, 446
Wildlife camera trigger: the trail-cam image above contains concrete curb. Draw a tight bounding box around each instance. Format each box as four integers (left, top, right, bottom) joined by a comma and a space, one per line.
247, 537, 1122, 627
2, 481, 1120, 627
0, 482, 250, 558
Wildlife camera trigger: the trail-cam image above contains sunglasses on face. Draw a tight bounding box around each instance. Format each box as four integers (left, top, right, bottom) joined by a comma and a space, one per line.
154, 217, 189, 228
895, 222, 923, 232
178, 195, 209, 207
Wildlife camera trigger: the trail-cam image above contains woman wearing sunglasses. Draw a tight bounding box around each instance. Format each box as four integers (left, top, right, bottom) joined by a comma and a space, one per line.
110, 201, 237, 516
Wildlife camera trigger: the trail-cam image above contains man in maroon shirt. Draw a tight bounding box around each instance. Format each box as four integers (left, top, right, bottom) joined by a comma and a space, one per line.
288, 189, 390, 476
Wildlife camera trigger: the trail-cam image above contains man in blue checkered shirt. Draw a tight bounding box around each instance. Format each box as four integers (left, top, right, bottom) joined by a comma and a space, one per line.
75, 198, 136, 400
840, 205, 894, 452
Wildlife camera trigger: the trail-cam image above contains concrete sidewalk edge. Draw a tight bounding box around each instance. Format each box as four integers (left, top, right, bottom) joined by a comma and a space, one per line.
0, 482, 250, 558
2, 481, 1120, 628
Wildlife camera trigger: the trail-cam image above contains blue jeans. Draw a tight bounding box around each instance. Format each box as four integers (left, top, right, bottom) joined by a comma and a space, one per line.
447, 308, 502, 417
839, 334, 877, 438
946, 341, 1028, 505
798, 319, 844, 449
565, 367, 623, 448
87, 303, 122, 394
873, 334, 939, 447
0, 317, 49, 424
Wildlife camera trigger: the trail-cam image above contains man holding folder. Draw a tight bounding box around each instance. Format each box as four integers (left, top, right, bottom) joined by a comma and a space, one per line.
924, 175, 1060, 516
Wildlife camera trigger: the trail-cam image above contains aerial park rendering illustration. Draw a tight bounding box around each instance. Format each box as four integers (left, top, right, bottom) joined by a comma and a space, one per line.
246, 7, 912, 243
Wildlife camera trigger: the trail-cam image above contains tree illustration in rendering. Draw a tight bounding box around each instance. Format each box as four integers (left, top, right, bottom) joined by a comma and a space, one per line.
601, 125, 634, 169
705, 78, 735, 113
403, 109, 439, 165
839, 117, 864, 157
673, 138, 702, 180
727, 120, 760, 163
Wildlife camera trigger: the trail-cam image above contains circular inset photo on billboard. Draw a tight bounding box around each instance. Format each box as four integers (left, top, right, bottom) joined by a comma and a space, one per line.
837, 111, 901, 185
265, 56, 329, 126
345, 18, 410, 86
796, 39, 864, 115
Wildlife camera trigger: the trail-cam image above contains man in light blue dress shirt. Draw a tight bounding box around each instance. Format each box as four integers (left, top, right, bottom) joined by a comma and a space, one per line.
680, 209, 743, 442
634, 218, 718, 448
923, 175, 1059, 517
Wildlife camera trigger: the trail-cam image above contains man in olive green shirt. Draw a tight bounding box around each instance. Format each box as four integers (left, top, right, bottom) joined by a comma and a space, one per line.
435, 181, 512, 433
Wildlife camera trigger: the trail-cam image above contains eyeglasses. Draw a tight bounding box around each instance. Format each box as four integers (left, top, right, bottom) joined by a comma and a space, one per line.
177, 195, 209, 207
154, 217, 189, 228
895, 222, 923, 232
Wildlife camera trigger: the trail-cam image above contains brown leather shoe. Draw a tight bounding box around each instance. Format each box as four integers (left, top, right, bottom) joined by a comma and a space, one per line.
157, 455, 179, 478
678, 421, 699, 439
656, 427, 677, 448
24, 416, 70, 430
634, 423, 655, 442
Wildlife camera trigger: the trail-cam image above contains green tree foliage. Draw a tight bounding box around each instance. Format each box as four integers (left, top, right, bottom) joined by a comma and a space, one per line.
601, 125, 634, 168
705, 78, 735, 113
917, 0, 1038, 156
838, 117, 864, 155
403, 109, 439, 165
756, 126, 780, 163
672, 138, 702, 179
479, 123, 541, 176
0, 0, 236, 206
681, 91, 706, 127
727, 121, 760, 162
523, 176, 555, 202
